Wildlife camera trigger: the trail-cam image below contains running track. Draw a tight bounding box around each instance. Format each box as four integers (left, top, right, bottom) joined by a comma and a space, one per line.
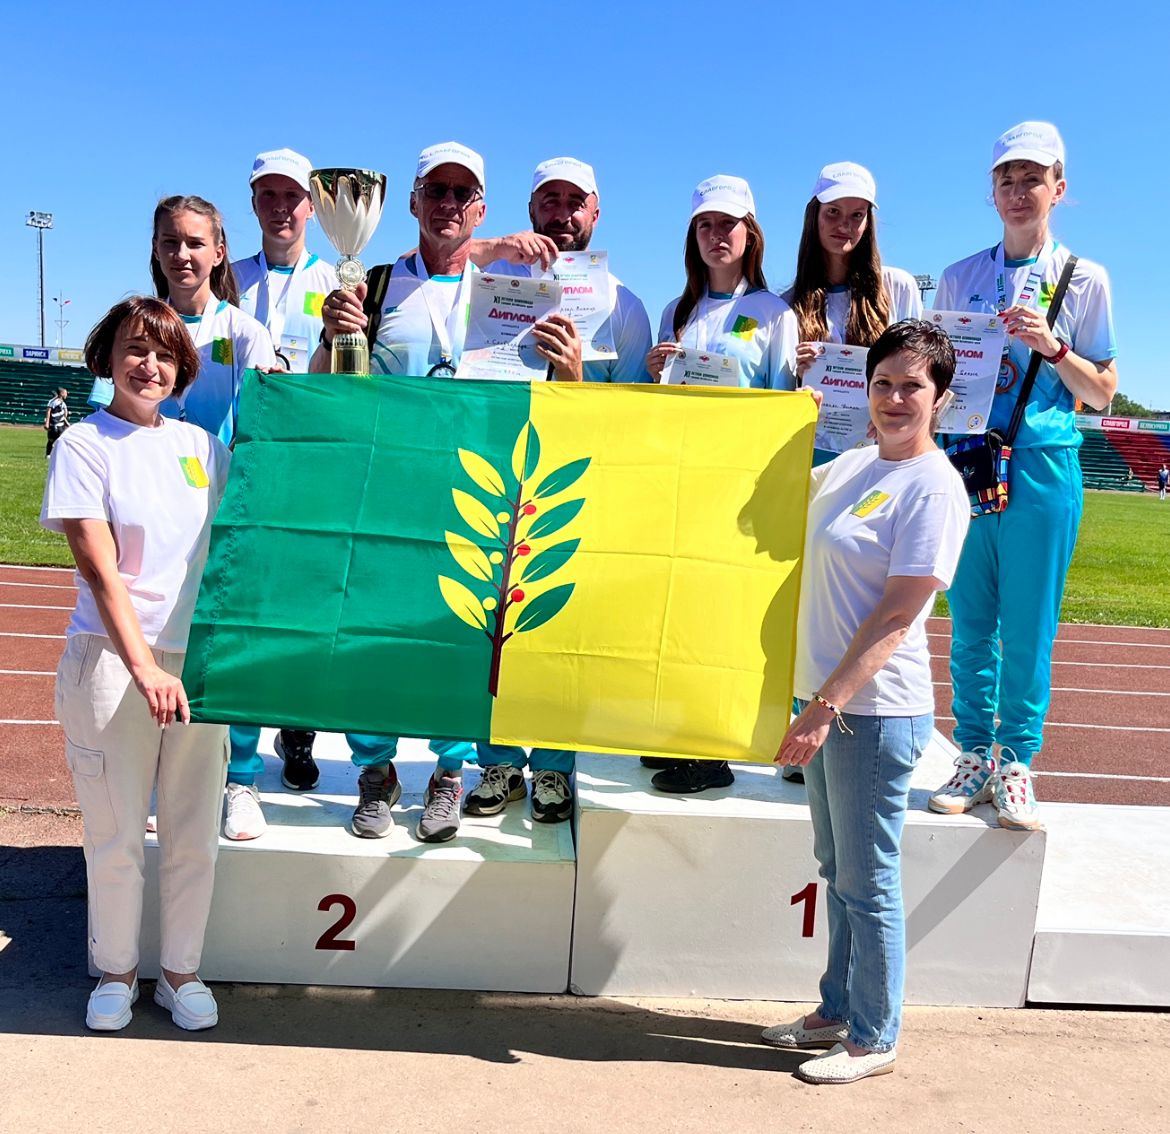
2, 563, 1168, 808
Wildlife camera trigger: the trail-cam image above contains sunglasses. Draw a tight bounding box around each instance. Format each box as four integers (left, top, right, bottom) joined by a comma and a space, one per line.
417, 182, 481, 205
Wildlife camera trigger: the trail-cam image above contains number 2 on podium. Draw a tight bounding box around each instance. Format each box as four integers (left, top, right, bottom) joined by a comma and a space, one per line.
316, 893, 357, 951
790, 882, 818, 938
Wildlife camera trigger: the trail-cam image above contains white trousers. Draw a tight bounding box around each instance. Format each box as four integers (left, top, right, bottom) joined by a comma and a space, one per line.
55, 634, 228, 974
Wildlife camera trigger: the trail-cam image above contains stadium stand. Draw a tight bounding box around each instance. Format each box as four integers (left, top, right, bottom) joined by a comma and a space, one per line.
0, 359, 91, 425
1078, 429, 1145, 491
1103, 429, 1170, 491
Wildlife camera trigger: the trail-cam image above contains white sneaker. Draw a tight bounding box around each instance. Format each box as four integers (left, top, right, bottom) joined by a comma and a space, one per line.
994, 755, 1043, 831
154, 973, 218, 1031
928, 747, 996, 815
224, 782, 267, 840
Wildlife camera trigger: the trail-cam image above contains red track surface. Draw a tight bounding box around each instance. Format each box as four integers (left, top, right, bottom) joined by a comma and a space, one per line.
2, 564, 1168, 808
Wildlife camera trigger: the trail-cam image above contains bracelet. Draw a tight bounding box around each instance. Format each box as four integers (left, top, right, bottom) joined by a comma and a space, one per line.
319, 328, 333, 351
1043, 339, 1070, 364
812, 692, 854, 735
812, 692, 842, 715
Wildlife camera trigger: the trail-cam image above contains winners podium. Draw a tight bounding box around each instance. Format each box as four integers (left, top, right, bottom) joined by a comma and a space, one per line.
130, 732, 1170, 1007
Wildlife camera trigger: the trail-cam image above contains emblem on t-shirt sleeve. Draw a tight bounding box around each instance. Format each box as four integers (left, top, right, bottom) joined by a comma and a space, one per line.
731, 315, 758, 340
304, 291, 325, 318
850, 489, 890, 517
211, 338, 234, 366
178, 456, 210, 489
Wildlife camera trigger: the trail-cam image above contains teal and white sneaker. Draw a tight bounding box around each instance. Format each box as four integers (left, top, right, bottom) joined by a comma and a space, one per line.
994, 753, 1043, 831
928, 747, 996, 815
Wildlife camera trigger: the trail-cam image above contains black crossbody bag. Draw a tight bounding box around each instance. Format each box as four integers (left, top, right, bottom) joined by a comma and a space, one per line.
944, 255, 1077, 517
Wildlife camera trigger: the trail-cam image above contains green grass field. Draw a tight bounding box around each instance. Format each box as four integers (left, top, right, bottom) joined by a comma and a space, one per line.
3, 424, 1168, 625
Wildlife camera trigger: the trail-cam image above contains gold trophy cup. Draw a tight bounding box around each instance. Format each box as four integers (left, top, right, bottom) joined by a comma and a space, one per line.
309, 168, 387, 374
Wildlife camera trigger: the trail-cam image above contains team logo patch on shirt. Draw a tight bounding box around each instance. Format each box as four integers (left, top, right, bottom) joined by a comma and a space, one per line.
178, 456, 210, 489
304, 291, 325, 318
1038, 281, 1055, 309
731, 315, 758, 340
850, 490, 890, 517
211, 338, 234, 366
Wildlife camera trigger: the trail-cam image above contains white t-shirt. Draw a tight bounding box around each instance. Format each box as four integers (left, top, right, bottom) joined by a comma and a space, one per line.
41, 410, 231, 651
781, 266, 923, 343
658, 286, 798, 389
794, 446, 970, 716
160, 297, 277, 446
934, 244, 1116, 448
483, 259, 653, 383
370, 254, 475, 376
234, 250, 338, 374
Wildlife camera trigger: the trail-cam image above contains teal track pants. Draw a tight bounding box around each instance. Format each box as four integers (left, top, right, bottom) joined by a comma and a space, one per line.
947, 446, 1083, 764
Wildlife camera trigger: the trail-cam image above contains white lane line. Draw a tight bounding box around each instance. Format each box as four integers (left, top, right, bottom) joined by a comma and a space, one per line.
934, 714, 1170, 733
928, 633, 1170, 650
1034, 770, 1170, 784
0, 669, 54, 676
0, 581, 75, 591
929, 654, 1170, 671
0, 632, 65, 640
927, 618, 1170, 636
930, 681, 1170, 697
0, 564, 73, 574
0, 603, 73, 611
0, 719, 58, 725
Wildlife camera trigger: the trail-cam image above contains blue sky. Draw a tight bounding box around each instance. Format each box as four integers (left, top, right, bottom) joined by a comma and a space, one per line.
1, 1, 1164, 409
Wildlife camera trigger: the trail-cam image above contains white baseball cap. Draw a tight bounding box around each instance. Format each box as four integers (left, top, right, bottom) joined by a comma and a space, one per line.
991, 121, 1065, 171
813, 162, 878, 207
690, 175, 755, 222
249, 148, 313, 192
532, 156, 598, 199
416, 141, 485, 190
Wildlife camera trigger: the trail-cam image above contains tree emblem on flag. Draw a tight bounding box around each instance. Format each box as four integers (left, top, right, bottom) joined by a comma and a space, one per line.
438, 421, 590, 696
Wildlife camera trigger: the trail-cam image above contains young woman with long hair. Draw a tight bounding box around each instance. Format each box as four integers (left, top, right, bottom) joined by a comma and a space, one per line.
153, 195, 276, 447
644, 175, 797, 794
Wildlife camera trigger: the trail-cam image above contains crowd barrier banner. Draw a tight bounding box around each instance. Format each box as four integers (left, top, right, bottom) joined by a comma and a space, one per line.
184, 371, 816, 763
0, 342, 84, 364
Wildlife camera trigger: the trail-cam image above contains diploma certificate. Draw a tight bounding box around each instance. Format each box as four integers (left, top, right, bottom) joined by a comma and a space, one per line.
803, 343, 872, 453
547, 251, 615, 363
929, 310, 1007, 434
457, 274, 564, 381
661, 346, 741, 388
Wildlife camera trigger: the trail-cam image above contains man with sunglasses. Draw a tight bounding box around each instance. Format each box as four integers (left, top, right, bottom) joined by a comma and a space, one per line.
463, 156, 654, 825
312, 141, 533, 845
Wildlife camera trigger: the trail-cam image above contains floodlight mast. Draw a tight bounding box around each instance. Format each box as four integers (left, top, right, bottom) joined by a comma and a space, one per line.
26, 211, 54, 348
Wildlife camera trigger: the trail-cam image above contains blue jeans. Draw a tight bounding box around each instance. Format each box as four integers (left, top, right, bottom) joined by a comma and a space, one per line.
801, 702, 932, 1052
948, 446, 1082, 764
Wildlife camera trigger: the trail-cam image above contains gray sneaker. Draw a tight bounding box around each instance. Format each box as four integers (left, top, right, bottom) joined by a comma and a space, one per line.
417, 772, 463, 843
350, 768, 402, 839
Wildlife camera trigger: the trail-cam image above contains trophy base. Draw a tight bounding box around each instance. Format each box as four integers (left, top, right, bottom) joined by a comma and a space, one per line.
332, 332, 370, 376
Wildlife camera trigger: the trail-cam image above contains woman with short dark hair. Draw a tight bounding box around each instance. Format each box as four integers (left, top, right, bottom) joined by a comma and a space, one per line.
764, 320, 969, 1084
43, 296, 231, 1032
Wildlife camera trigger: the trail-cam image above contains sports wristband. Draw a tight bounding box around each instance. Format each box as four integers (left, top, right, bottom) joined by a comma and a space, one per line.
1043, 339, 1070, 365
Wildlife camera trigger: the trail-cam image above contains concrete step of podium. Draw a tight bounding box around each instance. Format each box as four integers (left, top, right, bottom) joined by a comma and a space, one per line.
133, 733, 576, 992
570, 738, 1047, 1007
124, 729, 1169, 1008
1027, 802, 1170, 1007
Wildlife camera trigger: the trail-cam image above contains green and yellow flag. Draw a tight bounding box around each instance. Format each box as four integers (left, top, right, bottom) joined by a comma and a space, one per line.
183, 372, 815, 763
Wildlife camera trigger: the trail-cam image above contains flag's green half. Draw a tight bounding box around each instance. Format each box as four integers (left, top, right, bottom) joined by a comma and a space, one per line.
183, 371, 530, 737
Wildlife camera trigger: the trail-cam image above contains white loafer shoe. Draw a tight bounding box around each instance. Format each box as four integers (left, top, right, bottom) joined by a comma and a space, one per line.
154, 973, 218, 1031
761, 1015, 849, 1050
796, 1042, 896, 1084
86, 978, 139, 1031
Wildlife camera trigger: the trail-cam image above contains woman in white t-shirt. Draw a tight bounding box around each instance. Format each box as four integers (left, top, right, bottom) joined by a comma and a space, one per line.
42, 297, 232, 1033
644, 175, 797, 794
763, 320, 969, 1084
152, 195, 277, 446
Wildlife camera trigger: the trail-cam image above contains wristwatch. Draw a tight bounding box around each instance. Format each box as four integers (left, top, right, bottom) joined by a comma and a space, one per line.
1044, 339, 1070, 364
